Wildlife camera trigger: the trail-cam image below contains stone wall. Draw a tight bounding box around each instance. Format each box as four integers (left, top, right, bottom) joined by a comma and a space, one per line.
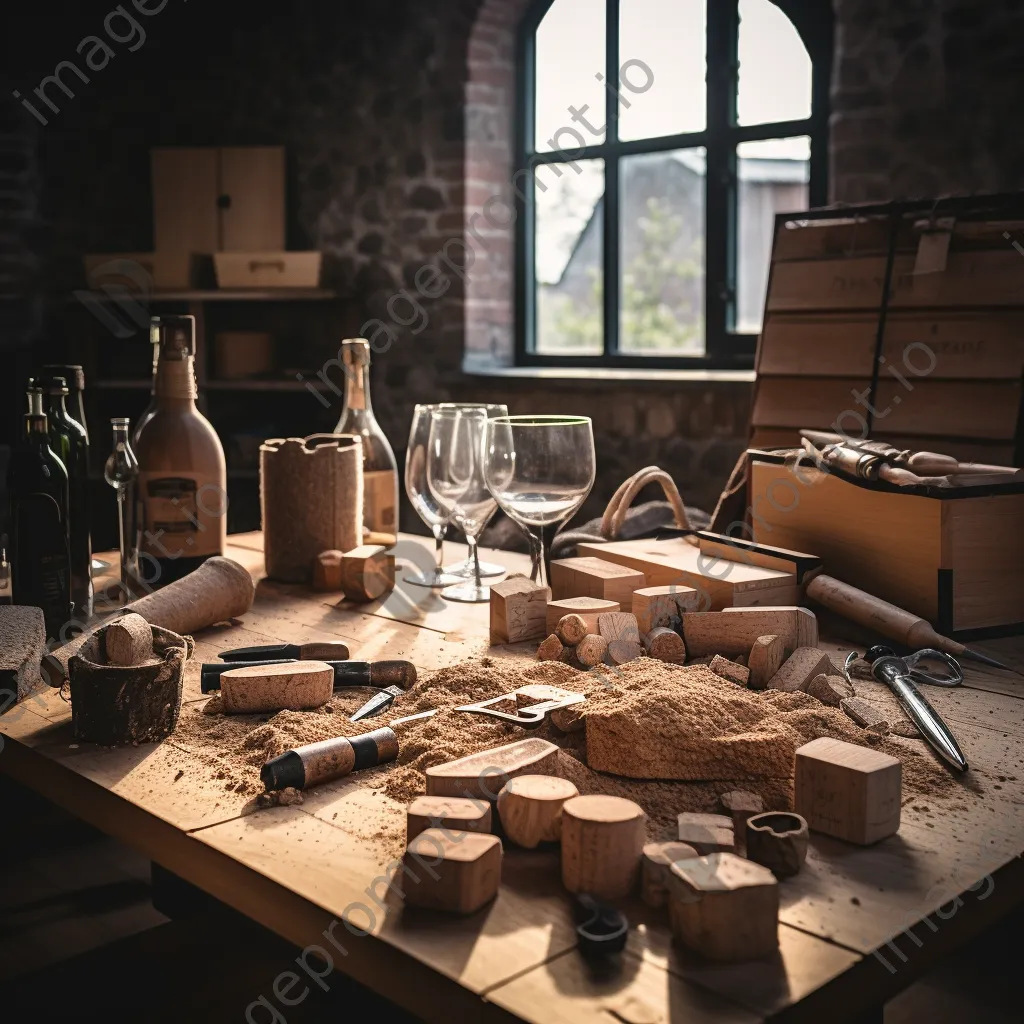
4, 0, 1024, 536
831, 0, 1024, 202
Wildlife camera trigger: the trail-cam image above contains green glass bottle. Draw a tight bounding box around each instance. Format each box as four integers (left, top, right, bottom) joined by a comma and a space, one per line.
36, 375, 93, 618
7, 390, 72, 640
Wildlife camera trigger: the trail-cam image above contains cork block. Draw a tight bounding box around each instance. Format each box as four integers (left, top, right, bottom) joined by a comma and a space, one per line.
747, 634, 785, 690
668, 853, 779, 962
340, 545, 395, 602
490, 576, 551, 645
104, 613, 154, 666
676, 812, 736, 854
641, 841, 698, 908
709, 655, 750, 687
549, 557, 645, 607
403, 829, 503, 914
632, 585, 700, 635
406, 795, 492, 844
0, 605, 46, 702
806, 673, 855, 707
794, 737, 901, 845
425, 739, 560, 800
311, 549, 345, 592
767, 647, 833, 693
561, 794, 646, 900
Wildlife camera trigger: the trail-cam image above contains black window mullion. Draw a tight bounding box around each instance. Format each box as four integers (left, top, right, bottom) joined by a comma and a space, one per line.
603, 0, 621, 357
704, 0, 739, 356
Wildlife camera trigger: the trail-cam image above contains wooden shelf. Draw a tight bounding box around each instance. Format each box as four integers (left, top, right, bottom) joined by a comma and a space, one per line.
69, 288, 338, 304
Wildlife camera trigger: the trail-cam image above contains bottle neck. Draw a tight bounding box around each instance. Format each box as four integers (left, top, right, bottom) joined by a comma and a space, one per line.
24, 413, 48, 442
154, 354, 199, 406
343, 362, 373, 417
112, 424, 130, 446
43, 393, 69, 420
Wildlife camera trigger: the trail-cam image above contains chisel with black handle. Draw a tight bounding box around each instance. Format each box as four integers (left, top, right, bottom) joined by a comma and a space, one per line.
200, 658, 416, 693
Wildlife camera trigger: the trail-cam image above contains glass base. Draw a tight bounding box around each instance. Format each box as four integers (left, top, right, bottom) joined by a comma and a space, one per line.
404, 567, 464, 588
441, 581, 491, 603
444, 558, 505, 579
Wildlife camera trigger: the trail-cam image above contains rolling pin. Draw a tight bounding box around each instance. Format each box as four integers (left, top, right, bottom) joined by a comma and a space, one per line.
41, 556, 256, 686
805, 574, 1019, 673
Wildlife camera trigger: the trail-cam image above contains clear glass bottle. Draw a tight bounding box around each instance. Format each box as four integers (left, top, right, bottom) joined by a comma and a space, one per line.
7, 390, 72, 639
36, 374, 92, 618
132, 315, 227, 587
333, 338, 398, 542
103, 418, 140, 598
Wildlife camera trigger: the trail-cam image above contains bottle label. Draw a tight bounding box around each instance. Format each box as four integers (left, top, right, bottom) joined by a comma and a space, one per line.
137, 472, 227, 564
363, 469, 397, 535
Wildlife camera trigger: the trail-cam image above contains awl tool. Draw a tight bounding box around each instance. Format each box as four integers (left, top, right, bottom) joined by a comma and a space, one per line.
217, 641, 351, 662
201, 658, 416, 693
847, 646, 969, 773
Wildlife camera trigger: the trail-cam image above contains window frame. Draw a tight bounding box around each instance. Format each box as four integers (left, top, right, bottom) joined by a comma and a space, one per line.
514, 0, 832, 369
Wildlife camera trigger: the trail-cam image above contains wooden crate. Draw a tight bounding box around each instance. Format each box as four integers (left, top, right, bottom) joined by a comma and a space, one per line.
747, 457, 1024, 636
754, 200, 1024, 463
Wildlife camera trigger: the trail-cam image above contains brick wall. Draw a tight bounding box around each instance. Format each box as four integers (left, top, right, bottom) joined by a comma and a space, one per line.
5, 0, 1024, 531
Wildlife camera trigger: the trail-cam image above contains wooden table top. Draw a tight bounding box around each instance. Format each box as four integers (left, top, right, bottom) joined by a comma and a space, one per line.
3, 532, 1024, 1024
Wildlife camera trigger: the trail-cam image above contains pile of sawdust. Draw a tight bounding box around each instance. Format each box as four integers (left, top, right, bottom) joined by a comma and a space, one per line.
174, 655, 962, 850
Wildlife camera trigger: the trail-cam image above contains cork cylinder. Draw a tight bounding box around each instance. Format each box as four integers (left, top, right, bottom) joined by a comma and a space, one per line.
561, 794, 646, 900
261, 435, 364, 583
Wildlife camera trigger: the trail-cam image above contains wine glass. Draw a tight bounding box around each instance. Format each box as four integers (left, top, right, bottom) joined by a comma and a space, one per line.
436, 402, 508, 579
403, 404, 463, 588
103, 417, 140, 598
484, 416, 595, 587
427, 408, 498, 603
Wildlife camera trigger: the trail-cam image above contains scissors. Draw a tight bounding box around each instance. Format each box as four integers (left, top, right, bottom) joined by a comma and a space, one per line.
844, 646, 968, 772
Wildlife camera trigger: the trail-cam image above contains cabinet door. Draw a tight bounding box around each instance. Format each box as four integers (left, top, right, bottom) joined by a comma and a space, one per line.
151, 147, 219, 255
219, 146, 286, 251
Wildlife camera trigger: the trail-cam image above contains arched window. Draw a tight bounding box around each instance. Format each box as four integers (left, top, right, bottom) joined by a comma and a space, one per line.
516, 0, 831, 367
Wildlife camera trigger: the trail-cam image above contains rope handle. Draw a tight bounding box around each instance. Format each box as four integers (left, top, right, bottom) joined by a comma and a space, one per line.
599, 465, 690, 540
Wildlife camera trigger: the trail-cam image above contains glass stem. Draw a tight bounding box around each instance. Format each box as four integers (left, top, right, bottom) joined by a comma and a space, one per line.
468, 534, 483, 586
531, 529, 548, 588
432, 521, 445, 571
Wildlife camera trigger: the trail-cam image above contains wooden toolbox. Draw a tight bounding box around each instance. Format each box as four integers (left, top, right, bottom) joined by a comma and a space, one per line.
752, 195, 1024, 466
746, 453, 1024, 638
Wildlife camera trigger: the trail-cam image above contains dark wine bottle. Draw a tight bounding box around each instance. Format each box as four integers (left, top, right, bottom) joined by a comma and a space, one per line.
36, 374, 93, 618
41, 363, 89, 444
7, 391, 72, 640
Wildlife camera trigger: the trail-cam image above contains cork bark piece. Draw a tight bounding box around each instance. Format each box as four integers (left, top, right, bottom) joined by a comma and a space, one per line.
767, 647, 833, 693
556, 613, 589, 646
104, 613, 154, 666
220, 661, 335, 714
575, 633, 609, 668
536, 634, 564, 662
806, 673, 855, 707
608, 639, 644, 665
718, 790, 765, 839
841, 697, 891, 734
598, 612, 641, 644
676, 812, 736, 854
747, 634, 785, 690
425, 739, 561, 801
643, 627, 686, 664
631, 585, 700, 635
709, 655, 750, 687
745, 812, 809, 879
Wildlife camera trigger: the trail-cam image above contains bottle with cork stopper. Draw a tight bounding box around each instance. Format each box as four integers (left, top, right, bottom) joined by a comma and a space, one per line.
333, 337, 398, 544
131, 315, 227, 587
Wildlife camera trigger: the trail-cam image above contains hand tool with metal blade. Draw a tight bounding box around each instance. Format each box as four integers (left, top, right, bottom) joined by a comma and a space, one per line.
217, 640, 350, 662
201, 658, 416, 693
261, 708, 437, 791
349, 685, 404, 722
847, 646, 969, 772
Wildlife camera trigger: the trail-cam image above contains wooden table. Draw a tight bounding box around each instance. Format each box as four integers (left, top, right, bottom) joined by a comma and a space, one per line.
3, 532, 1024, 1024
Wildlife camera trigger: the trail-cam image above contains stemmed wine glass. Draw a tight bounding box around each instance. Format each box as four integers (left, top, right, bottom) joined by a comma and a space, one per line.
437, 403, 507, 579
484, 416, 596, 587
403, 404, 463, 588
427, 408, 498, 603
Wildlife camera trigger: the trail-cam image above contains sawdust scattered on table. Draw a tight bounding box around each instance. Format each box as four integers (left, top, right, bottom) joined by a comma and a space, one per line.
174, 655, 964, 853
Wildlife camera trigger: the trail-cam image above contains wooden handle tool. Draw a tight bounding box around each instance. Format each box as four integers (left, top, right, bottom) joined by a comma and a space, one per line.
805, 574, 1020, 674
41, 556, 255, 685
